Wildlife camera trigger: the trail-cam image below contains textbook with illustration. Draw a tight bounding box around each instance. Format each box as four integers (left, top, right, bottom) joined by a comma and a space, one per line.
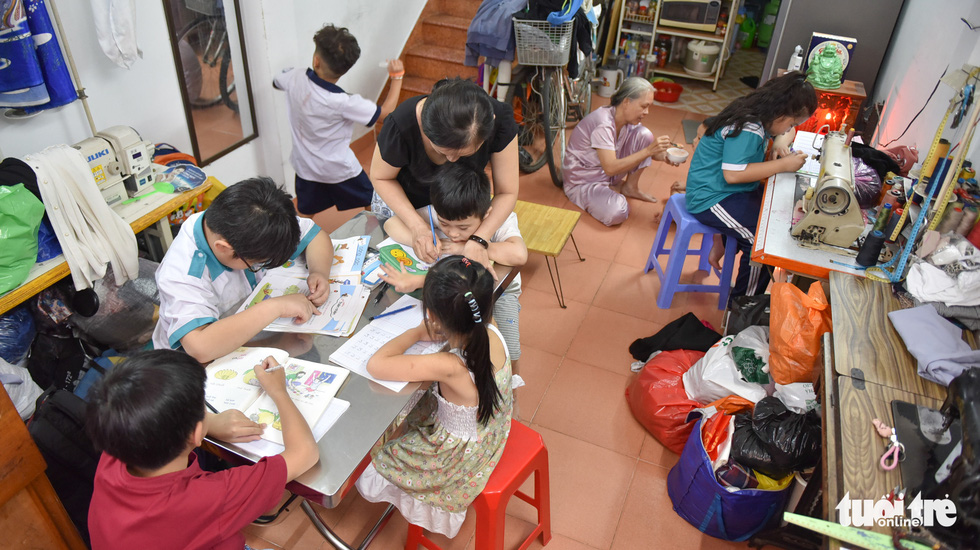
378, 237, 431, 276
329, 235, 370, 284
205, 347, 349, 445
329, 295, 445, 391
237, 272, 369, 336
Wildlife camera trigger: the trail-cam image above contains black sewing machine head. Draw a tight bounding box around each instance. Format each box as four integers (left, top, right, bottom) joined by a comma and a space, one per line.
931, 368, 980, 548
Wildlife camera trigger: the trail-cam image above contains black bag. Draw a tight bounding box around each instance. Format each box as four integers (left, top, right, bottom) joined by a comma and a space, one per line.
26, 332, 88, 391
730, 397, 821, 479
725, 295, 771, 336
27, 388, 99, 546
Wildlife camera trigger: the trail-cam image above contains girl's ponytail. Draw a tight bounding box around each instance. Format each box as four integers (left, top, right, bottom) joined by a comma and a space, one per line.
423, 257, 501, 426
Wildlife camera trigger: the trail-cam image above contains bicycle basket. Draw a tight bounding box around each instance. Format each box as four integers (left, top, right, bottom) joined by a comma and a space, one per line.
513, 19, 574, 67
184, 0, 221, 16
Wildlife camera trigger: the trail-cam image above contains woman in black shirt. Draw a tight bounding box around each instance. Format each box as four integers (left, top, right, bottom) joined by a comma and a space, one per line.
370, 78, 519, 268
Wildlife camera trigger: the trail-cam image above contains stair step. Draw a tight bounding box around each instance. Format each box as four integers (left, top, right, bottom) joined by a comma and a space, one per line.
437, 0, 480, 20
422, 14, 470, 46
405, 44, 478, 81
403, 76, 435, 95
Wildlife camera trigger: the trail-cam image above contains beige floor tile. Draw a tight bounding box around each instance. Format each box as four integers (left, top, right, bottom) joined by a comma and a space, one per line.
564, 306, 663, 374
520, 249, 612, 306
532, 359, 646, 458
513, 345, 563, 423
463, 514, 601, 550
513, 425, 637, 550
518, 287, 590, 356
592, 262, 692, 323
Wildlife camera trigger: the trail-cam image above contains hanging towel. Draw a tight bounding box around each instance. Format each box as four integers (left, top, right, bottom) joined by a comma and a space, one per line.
23, 145, 139, 290
89, 0, 142, 69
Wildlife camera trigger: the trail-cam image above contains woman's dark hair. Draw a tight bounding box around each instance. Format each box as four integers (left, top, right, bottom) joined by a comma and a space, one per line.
422, 256, 500, 425
703, 71, 816, 138
421, 78, 495, 150
86, 350, 206, 471
204, 176, 300, 269
429, 163, 492, 221
313, 24, 361, 77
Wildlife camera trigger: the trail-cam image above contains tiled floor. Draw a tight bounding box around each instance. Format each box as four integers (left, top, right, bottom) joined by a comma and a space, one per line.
655, 48, 766, 117
246, 97, 751, 549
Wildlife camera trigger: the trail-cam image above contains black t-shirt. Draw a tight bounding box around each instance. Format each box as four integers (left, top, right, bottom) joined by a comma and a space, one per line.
376, 95, 518, 208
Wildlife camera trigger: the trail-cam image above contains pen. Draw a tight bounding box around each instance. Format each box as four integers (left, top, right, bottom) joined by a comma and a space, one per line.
205, 400, 218, 414
264, 364, 285, 373
374, 281, 390, 304
428, 205, 438, 249
370, 304, 416, 321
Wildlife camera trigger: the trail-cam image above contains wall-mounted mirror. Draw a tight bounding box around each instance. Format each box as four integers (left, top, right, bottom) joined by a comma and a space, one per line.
163, 0, 257, 166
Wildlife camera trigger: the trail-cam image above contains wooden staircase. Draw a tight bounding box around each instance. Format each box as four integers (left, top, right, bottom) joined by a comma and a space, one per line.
396, 0, 482, 102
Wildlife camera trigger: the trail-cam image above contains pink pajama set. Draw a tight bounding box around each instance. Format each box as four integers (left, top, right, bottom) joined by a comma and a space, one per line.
562, 105, 654, 226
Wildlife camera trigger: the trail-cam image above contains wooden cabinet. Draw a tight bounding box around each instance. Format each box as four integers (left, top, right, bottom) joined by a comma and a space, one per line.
0, 387, 86, 549
612, 0, 740, 91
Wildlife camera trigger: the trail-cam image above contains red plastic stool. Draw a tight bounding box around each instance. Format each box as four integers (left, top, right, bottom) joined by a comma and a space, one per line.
405, 420, 551, 550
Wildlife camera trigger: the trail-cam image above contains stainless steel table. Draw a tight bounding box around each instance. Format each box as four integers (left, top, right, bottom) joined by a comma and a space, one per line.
205, 212, 517, 549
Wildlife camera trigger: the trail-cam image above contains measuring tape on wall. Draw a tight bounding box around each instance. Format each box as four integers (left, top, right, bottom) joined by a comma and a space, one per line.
865, 67, 980, 283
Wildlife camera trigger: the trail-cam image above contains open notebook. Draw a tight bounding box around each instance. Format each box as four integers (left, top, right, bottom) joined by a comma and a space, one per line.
236, 273, 370, 337
329, 295, 445, 391
205, 347, 349, 445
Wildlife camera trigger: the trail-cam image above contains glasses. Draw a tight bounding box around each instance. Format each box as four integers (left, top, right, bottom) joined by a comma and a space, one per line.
235, 254, 264, 273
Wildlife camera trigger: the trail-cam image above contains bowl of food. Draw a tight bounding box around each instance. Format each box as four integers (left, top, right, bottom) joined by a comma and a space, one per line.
666, 147, 690, 164
652, 81, 683, 103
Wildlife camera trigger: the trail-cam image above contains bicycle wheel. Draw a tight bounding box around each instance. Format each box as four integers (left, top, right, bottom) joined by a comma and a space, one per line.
540, 67, 567, 188
568, 51, 594, 123
178, 17, 232, 109
219, 49, 239, 113
505, 67, 548, 174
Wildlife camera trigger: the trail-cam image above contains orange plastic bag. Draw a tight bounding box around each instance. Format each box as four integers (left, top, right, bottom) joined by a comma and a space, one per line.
769, 282, 832, 384
707, 395, 755, 415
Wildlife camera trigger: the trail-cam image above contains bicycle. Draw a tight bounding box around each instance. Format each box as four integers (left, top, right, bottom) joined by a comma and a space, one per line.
177, 0, 238, 113
505, 2, 601, 188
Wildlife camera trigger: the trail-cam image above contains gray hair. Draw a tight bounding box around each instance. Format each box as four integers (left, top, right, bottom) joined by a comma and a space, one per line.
610, 77, 654, 106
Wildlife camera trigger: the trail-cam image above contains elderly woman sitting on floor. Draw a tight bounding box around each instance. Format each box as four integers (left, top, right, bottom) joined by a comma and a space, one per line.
562, 77, 676, 226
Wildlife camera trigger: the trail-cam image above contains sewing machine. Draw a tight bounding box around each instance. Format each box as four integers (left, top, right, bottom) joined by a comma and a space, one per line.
931, 368, 980, 548
790, 130, 866, 248
72, 126, 154, 207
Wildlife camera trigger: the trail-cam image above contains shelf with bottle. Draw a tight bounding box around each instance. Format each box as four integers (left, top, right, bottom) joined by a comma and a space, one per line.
654, 25, 727, 44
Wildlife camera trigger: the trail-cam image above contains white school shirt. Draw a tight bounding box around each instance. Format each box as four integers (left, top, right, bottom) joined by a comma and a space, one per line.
151, 212, 320, 350
417, 207, 523, 293
274, 67, 381, 183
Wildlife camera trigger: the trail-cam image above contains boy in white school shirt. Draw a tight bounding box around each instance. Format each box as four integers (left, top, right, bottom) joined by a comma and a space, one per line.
274, 24, 404, 215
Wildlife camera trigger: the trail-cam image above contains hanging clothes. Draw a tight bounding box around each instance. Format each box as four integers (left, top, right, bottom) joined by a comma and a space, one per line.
465, 0, 527, 67
89, 0, 142, 69
23, 145, 139, 291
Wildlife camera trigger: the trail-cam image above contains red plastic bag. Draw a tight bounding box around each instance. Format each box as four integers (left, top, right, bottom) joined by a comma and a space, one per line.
769, 283, 832, 385
625, 349, 705, 454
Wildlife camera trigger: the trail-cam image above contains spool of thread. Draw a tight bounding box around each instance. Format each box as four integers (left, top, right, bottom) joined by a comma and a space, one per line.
956, 207, 978, 235
873, 203, 893, 232
857, 230, 887, 266
880, 188, 902, 209
886, 207, 906, 242
921, 139, 951, 180
936, 205, 964, 234
928, 157, 953, 198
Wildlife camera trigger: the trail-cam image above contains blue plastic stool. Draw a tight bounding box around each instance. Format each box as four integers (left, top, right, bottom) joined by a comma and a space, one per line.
645, 194, 737, 309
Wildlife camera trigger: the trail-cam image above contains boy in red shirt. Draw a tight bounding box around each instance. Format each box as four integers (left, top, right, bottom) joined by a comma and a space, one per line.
85, 350, 319, 550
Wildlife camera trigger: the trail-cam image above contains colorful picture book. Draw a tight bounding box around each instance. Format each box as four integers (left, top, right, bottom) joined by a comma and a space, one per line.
377, 237, 431, 276
205, 347, 350, 445
328, 295, 445, 391
803, 32, 857, 82
329, 235, 370, 284
237, 272, 370, 337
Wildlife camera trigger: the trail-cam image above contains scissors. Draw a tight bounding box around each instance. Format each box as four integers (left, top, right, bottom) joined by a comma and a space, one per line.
872, 418, 905, 470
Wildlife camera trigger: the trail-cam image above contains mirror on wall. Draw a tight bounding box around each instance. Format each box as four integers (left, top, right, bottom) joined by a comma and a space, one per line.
163, 0, 257, 165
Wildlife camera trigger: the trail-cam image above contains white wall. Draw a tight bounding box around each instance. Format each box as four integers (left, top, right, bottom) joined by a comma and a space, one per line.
0, 0, 424, 191
873, 0, 980, 164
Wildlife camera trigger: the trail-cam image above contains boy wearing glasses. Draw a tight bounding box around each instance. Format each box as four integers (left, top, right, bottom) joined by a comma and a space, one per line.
152, 177, 333, 363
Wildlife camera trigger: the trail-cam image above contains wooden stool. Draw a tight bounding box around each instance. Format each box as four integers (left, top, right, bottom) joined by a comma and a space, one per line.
405, 421, 551, 550
513, 200, 583, 308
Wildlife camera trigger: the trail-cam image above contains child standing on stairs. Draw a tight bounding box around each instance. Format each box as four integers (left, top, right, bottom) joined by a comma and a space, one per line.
275, 24, 404, 215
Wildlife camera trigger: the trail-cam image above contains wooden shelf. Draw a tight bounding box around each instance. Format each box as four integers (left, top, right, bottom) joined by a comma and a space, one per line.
620, 27, 653, 37
652, 62, 718, 83
654, 25, 727, 43
0, 178, 214, 316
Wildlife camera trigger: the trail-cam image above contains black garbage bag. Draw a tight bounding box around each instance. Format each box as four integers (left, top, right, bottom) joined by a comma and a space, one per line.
731, 397, 821, 479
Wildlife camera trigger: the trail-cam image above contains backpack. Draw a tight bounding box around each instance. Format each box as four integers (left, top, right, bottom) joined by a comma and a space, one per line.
27, 388, 99, 546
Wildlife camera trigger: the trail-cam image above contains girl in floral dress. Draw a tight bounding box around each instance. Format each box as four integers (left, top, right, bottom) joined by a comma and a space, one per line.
355, 256, 516, 538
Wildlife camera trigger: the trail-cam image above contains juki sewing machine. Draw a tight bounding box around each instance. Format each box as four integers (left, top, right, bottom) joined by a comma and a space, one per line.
790, 130, 866, 249
72, 126, 155, 207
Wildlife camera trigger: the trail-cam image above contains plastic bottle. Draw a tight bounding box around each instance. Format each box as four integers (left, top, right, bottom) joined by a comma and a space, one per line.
738, 15, 756, 50
788, 45, 803, 71
645, 54, 657, 79
757, 0, 780, 48
626, 40, 639, 76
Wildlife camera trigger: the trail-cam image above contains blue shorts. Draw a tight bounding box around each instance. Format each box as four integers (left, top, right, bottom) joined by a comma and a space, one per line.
295, 170, 373, 214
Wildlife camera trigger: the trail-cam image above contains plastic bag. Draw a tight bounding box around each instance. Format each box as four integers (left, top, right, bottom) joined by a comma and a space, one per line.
773, 382, 817, 413
730, 326, 770, 384
1, 356, 43, 419
625, 349, 705, 454
769, 282, 832, 385
730, 397, 822, 479
0, 305, 36, 364
0, 183, 45, 294
683, 329, 769, 404
69, 258, 160, 351
725, 295, 770, 337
